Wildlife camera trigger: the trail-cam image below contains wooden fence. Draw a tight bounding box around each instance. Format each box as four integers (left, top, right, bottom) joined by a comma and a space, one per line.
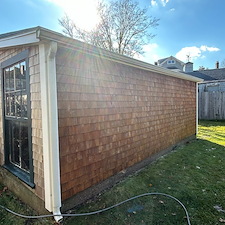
198, 90, 225, 120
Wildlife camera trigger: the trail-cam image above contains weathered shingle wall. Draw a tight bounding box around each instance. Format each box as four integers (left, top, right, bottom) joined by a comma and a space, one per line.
29, 46, 45, 200
56, 46, 196, 201
0, 46, 44, 200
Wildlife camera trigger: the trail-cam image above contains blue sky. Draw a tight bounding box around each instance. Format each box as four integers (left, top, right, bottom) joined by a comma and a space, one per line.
0, 0, 224, 70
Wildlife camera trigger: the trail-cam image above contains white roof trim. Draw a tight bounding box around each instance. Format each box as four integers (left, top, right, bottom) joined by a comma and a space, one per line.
0, 30, 39, 48
37, 29, 202, 82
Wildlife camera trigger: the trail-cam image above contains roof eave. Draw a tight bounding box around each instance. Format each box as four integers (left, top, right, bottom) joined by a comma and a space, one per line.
38, 29, 202, 82
0, 30, 39, 49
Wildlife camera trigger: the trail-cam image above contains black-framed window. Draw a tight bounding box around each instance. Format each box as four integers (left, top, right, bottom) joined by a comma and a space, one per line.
1, 50, 34, 187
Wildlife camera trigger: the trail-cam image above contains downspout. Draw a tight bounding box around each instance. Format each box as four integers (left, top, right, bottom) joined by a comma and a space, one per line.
39, 41, 62, 222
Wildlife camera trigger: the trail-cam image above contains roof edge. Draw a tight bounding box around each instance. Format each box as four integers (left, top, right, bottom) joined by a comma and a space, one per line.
0, 27, 40, 48
0, 27, 202, 82
37, 28, 202, 82
159, 56, 186, 66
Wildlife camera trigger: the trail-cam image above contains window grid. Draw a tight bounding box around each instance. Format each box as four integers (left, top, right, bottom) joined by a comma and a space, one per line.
3, 60, 30, 172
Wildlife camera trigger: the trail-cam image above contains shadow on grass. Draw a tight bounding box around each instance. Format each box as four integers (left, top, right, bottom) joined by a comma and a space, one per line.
199, 120, 225, 127
64, 138, 225, 225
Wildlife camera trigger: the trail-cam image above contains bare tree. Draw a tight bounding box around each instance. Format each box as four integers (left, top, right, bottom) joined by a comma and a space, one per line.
220, 59, 225, 68
58, 0, 159, 57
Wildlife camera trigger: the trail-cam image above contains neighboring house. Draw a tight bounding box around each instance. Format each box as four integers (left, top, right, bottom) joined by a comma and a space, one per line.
0, 27, 201, 221
185, 61, 225, 81
185, 62, 225, 120
156, 56, 193, 73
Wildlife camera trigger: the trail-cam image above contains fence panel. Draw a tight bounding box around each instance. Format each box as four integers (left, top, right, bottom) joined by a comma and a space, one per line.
198, 91, 225, 120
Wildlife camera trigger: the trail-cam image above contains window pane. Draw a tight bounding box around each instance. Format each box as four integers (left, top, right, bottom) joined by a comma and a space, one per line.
20, 61, 26, 90
20, 123, 29, 171
15, 63, 22, 90
21, 94, 28, 118
5, 94, 20, 117
5, 94, 16, 117
10, 121, 20, 166
15, 93, 22, 117
4, 68, 10, 92
9, 66, 14, 91
9, 121, 29, 172
5, 93, 11, 116
10, 95, 16, 116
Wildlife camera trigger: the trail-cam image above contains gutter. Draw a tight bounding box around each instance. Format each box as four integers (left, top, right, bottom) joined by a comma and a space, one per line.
39, 41, 62, 222
0, 30, 39, 48
36, 27, 202, 83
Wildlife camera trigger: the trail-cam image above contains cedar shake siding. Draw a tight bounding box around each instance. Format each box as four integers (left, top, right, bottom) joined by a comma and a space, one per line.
0, 27, 201, 216
56, 46, 196, 201
0, 46, 44, 200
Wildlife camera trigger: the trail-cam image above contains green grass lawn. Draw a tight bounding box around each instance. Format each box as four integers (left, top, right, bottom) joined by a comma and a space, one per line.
198, 120, 225, 146
0, 183, 53, 225
0, 120, 225, 225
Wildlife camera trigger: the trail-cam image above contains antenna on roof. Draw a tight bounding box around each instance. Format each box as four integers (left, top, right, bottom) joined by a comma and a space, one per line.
186, 54, 191, 62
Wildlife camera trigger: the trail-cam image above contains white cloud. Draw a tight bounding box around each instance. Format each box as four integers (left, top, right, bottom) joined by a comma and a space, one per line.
134, 43, 163, 64
200, 45, 220, 52
143, 43, 159, 52
176, 47, 201, 62
151, 0, 158, 7
169, 8, 175, 12
160, 0, 170, 7
151, 0, 170, 7
175, 45, 220, 62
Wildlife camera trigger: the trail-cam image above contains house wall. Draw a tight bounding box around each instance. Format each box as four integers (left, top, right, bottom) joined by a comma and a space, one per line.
0, 46, 45, 201
161, 59, 183, 71
56, 46, 197, 201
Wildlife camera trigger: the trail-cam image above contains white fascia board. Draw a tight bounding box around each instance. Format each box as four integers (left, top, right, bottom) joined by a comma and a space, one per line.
0, 31, 39, 48
111, 57, 203, 82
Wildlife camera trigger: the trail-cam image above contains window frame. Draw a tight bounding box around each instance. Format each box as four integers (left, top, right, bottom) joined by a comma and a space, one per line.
1, 50, 34, 187
167, 60, 175, 64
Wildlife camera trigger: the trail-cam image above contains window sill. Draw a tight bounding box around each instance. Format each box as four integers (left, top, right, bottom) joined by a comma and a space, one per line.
3, 164, 35, 188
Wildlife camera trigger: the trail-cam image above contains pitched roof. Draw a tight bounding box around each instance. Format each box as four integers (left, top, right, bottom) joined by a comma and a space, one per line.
158, 57, 168, 64
197, 68, 225, 80
158, 56, 185, 65
186, 71, 216, 81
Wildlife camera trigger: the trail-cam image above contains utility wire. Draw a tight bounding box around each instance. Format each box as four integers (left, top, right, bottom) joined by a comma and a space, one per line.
0, 192, 191, 225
